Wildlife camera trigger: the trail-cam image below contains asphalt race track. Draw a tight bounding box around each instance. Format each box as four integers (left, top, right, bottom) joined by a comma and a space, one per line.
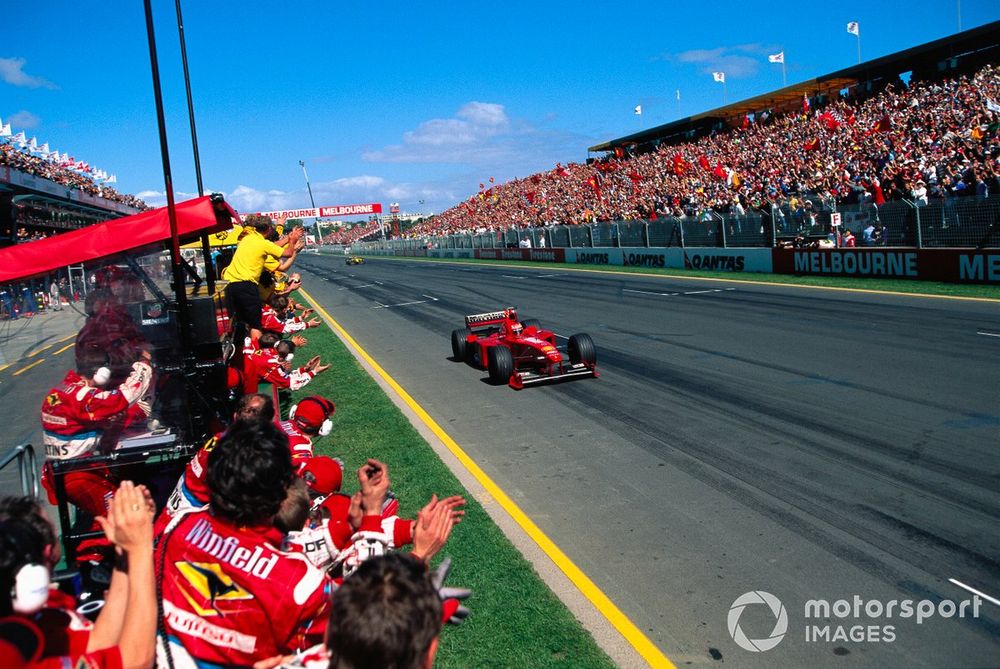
295, 255, 1000, 669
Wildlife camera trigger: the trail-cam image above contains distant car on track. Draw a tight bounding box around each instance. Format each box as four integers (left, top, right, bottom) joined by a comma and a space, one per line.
451, 307, 597, 389
345, 256, 366, 265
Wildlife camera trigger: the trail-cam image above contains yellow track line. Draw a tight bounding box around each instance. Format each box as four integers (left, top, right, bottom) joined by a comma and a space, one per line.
27, 343, 53, 357
301, 288, 675, 669
0, 363, 10, 373
13, 358, 45, 376
56, 333, 77, 344
376, 255, 1000, 303
52, 342, 75, 356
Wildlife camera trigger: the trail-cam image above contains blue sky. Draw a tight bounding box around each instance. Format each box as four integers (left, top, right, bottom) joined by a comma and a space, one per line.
3, 1, 998, 218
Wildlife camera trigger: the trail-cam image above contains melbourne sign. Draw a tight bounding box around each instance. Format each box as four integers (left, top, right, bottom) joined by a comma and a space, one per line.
249, 203, 383, 220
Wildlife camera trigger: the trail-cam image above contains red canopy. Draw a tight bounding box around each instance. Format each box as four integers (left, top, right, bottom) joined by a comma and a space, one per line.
0, 195, 239, 283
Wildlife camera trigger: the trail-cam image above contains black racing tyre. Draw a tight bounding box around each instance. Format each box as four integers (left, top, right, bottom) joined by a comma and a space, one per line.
521, 318, 541, 332
568, 333, 596, 365
487, 346, 514, 385
451, 328, 471, 361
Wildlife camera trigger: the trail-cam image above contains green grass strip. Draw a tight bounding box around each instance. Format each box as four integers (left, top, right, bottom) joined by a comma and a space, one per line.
358, 254, 1000, 300
292, 296, 616, 669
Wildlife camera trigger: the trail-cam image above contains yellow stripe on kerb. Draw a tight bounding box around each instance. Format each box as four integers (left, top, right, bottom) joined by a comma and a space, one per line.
301, 288, 675, 669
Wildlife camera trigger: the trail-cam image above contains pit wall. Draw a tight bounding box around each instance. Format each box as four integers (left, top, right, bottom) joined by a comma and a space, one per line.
367, 247, 1000, 284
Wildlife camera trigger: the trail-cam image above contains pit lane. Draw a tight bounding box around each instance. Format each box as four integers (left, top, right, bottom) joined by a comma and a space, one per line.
297, 255, 1000, 668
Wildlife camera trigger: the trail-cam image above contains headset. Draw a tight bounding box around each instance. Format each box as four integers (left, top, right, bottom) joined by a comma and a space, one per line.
0, 524, 50, 615
92, 366, 111, 386
289, 397, 335, 437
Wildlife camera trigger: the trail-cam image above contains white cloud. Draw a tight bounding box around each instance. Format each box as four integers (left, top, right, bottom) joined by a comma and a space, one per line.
0, 57, 57, 89
659, 43, 779, 79
6, 110, 40, 129
363, 101, 516, 163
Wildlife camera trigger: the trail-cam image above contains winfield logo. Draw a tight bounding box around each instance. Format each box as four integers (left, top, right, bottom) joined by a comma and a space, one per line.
728, 591, 788, 652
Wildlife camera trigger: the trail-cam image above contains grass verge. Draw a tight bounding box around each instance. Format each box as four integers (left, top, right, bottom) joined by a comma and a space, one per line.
291, 295, 617, 669
358, 254, 1000, 300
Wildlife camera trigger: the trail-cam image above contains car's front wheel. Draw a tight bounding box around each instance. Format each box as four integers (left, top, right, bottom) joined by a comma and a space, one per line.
487, 346, 514, 385
568, 333, 596, 365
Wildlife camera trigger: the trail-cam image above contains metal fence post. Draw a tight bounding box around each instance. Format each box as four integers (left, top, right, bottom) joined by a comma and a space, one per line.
914, 202, 923, 249
568, 226, 574, 248
644, 222, 650, 247
720, 214, 728, 248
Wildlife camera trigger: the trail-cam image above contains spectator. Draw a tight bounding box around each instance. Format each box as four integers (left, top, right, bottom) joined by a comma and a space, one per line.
39, 349, 153, 533
156, 421, 331, 667
327, 553, 443, 669
222, 215, 303, 344
0, 483, 156, 669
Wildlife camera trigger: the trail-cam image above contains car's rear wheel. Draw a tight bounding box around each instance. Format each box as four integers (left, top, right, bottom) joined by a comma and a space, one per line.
451, 328, 471, 361
568, 333, 596, 365
487, 346, 514, 385
521, 318, 541, 332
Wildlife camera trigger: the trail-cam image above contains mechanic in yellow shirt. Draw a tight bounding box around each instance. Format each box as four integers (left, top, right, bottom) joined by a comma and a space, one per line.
223, 215, 303, 342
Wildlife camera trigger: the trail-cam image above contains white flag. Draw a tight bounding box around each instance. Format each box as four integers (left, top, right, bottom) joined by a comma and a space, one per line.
109, 174, 117, 184
12, 131, 27, 146
28, 136, 38, 150
986, 98, 1000, 114
0, 123, 10, 138
768, 52, 784, 64
634, 105, 642, 115
847, 21, 859, 36
712, 71, 725, 83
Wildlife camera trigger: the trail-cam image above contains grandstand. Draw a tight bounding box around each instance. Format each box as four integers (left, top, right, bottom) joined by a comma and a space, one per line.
0, 131, 147, 248
403, 21, 999, 249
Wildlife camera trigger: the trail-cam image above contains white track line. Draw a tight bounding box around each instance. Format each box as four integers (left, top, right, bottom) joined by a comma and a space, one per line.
421, 294, 439, 301
372, 299, 430, 309
949, 578, 1000, 607
976, 331, 1000, 338
623, 288, 678, 297
501, 275, 526, 280
340, 283, 376, 290
537, 274, 558, 278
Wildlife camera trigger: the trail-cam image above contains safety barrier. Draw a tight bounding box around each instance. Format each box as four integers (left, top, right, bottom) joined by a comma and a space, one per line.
0, 443, 39, 498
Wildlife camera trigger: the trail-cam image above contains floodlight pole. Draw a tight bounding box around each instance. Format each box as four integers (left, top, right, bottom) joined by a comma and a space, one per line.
175, 0, 214, 291
143, 0, 192, 351
299, 160, 319, 235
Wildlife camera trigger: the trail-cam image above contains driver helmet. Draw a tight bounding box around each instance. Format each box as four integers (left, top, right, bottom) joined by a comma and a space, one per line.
511, 322, 523, 337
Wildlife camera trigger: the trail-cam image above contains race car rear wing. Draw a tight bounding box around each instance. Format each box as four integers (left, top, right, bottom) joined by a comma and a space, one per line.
465, 308, 515, 329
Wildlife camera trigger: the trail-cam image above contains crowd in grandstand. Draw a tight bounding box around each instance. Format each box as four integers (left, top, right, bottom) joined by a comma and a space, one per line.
0, 213, 465, 669
405, 64, 999, 239
0, 142, 148, 210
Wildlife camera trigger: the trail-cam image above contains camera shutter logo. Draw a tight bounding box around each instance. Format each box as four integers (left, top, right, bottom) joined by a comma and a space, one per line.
728, 591, 788, 652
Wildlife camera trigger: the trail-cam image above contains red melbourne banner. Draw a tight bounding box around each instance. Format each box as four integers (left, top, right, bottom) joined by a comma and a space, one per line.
771, 248, 1000, 284
249, 203, 383, 220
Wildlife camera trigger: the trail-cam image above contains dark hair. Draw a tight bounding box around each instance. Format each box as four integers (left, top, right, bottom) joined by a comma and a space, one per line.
0, 497, 55, 554
0, 515, 48, 616
207, 422, 293, 526
327, 553, 442, 669
275, 340, 296, 358
235, 392, 275, 423
273, 478, 310, 534
258, 332, 281, 349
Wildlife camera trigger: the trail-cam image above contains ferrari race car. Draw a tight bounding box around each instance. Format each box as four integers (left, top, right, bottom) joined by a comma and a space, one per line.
346, 256, 366, 265
451, 307, 597, 389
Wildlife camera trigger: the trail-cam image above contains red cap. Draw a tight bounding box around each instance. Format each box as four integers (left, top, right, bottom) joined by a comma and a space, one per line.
291, 396, 335, 432
298, 456, 343, 494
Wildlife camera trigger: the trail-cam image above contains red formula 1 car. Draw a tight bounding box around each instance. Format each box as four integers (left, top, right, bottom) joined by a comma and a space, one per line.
450, 308, 597, 389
